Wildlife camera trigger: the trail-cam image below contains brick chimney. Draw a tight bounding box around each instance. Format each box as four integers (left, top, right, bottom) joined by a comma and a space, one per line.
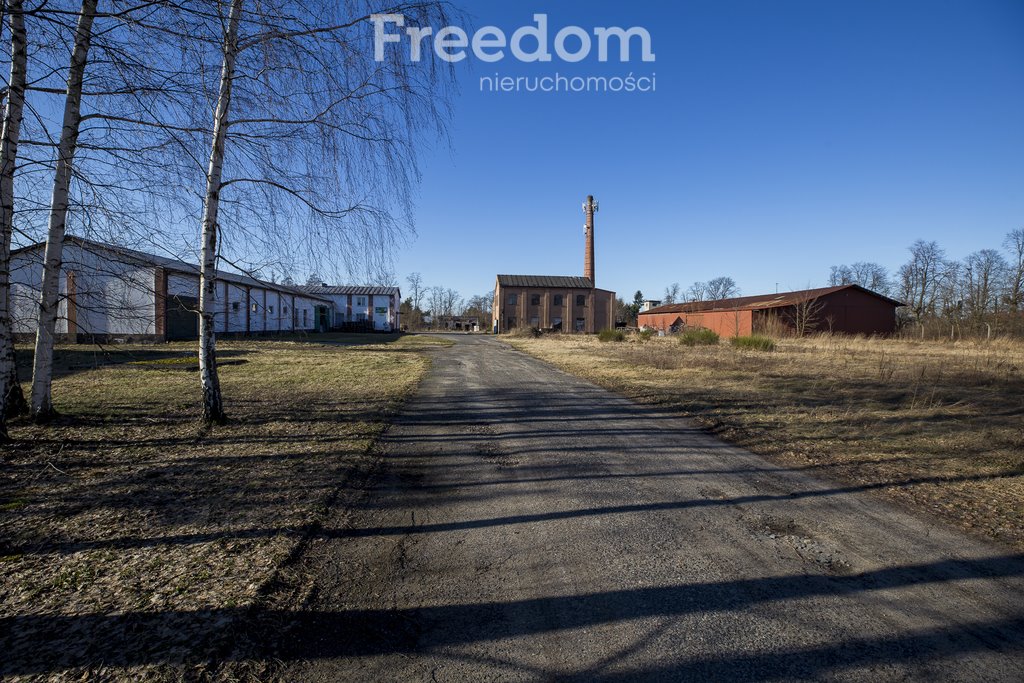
583, 195, 597, 284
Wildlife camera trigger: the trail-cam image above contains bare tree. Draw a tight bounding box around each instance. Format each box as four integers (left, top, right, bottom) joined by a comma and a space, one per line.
705, 276, 738, 300
1004, 228, 1024, 312
899, 240, 945, 319
830, 262, 891, 295
686, 281, 708, 302
406, 271, 423, 310
787, 295, 825, 336
30, 0, 99, 420
961, 249, 1008, 322
0, 0, 29, 437
662, 282, 680, 304
176, 0, 455, 423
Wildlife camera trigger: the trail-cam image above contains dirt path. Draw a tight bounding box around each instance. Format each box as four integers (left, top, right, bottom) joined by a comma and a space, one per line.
275, 334, 1024, 681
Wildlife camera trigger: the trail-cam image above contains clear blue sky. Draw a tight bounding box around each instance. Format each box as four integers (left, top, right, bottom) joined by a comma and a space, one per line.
394, 0, 1024, 302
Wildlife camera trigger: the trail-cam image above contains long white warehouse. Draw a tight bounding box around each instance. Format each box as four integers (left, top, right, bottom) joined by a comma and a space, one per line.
10, 238, 399, 342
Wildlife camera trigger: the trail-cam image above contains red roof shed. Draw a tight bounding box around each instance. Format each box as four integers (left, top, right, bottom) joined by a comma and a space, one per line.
637, 285, 904, 337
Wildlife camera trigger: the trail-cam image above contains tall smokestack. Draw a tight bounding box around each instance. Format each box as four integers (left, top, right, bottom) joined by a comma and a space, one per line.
583, 195, 597, 284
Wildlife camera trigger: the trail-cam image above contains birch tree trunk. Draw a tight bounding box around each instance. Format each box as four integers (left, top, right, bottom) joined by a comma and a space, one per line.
198, 0, 243, 425
0, 0, 29, 439
29, 0, 98, 420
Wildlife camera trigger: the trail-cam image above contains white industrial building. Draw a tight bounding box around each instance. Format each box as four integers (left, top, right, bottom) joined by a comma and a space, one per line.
300, 285, 402, 332
10, 238, 399, 342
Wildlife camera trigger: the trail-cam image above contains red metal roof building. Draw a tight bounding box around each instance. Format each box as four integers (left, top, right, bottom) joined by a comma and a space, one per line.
637, 284, 905, 338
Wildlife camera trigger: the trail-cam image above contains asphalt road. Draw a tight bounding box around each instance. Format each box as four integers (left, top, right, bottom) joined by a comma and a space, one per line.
277, 334, 1024, 681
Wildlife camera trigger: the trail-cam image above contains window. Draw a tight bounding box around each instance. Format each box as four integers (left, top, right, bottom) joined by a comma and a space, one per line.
576, 294, 586, 307
507, 293, 518, 306
553, 294, 563, 307
302, 309, 308, 326
356, 297, 366, 307
507, 316, 517, 329
231, 302, 240, 312
530, 294, 540, 306
283, 306, 289, 314
575, 317, 586, 332
268, 305, 274, 314
552, 317, 562, 331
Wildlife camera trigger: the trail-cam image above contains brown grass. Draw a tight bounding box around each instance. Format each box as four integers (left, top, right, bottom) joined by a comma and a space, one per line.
509, 333, 1024, 549
0, 334, 445, 680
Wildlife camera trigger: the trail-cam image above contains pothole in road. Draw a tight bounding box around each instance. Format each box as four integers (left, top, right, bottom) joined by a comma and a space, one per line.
744, 513, 851, 574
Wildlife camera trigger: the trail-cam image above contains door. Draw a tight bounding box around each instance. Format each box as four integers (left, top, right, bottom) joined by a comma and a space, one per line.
166, 295, 199, 340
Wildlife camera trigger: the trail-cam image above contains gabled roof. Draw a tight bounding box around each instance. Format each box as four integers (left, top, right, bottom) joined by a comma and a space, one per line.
640, 284, 905, 315
496, 274, 595, 289
12, 237, 331, 302
300, 285, 400, 297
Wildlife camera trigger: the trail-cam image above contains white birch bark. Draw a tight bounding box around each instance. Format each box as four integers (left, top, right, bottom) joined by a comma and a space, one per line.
30, 0, 99, 420
198, 0, 243, 424
0, 0, 29, 438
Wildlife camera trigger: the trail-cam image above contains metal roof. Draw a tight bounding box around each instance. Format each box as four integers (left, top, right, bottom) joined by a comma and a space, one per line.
640, 284, 905, 315
496, 274, 595, 289
300, 285, 401, 296
12, 237, 332, 302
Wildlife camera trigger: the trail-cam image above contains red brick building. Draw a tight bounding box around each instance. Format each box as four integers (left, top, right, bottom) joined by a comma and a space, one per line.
493, 195, 616, 333
638, 284, 904, 337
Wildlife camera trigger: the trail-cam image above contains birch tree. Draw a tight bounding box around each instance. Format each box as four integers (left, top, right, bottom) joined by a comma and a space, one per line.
29, 0, 97, 420
0, 0, 29, 438
180, 0, 455, 423
195, 0, 241, 424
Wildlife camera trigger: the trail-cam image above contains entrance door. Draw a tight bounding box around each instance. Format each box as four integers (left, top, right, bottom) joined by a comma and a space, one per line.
166, 295, 199, 340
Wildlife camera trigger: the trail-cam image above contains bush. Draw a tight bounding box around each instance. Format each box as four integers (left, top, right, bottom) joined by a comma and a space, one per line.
509, 326, 541, 338
730, 334, 776, 351
636, 328, 655, 342
679, 328, 720, 346
598, 328, 626, 342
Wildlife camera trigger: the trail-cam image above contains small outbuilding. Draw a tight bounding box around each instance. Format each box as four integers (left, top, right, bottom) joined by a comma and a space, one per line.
637, 284, 904, 337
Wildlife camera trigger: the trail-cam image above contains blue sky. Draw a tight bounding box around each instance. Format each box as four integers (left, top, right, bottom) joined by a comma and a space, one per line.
393, 0, 1024, 302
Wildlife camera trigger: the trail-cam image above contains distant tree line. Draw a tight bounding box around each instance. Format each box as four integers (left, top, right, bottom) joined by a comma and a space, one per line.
830, 229, 1024, 336
400, 272, 492, 330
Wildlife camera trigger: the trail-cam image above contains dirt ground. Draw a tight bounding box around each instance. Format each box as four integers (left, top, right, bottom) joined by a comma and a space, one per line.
0, 334, 446, 681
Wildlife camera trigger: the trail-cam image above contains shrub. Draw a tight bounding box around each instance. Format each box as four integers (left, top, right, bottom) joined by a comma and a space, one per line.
679, 328, 720, 346
509, 326, 541, 338
730, 334, 776, 351
636, 328, 655, 342
598, 328, 626, 342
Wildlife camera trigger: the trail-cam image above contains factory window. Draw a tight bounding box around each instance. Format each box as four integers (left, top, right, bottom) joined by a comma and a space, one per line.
283, 306, 289, 314
576, 294, 586, 307
356, 296, 366, 307
302, 309, 308, 326
268, 305, 274, 314
231, 302, 240, 312
530, 294, 540, 306
553, 295, 563, 307
508, 293, 518, 306
507, 316, 517, 329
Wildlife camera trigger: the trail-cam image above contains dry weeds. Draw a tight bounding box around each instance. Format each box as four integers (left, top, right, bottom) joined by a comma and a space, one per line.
509, 333, 1024, 549
0, 334, 444, 680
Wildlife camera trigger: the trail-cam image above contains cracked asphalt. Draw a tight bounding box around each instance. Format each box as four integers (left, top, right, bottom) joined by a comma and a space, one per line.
276, 334, 1024, 681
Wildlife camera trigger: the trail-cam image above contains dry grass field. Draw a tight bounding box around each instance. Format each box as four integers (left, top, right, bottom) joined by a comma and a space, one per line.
509, 333, 1024, 550
0, 334, 448, 680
